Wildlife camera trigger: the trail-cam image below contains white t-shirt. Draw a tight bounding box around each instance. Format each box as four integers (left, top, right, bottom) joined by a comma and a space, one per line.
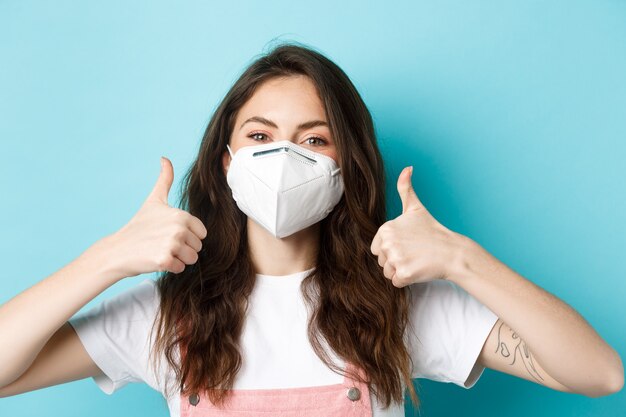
68, 268, 498, 417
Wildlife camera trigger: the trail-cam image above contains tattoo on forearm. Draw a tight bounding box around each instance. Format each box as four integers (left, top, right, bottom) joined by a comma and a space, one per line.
494, 321, 545, 382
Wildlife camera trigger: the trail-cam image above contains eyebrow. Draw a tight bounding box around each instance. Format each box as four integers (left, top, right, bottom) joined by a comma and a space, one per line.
239, 116, 328, 132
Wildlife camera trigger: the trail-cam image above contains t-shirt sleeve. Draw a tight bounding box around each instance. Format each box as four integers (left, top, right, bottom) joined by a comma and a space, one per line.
68, 278, 160, 395
407, 279, 499, 388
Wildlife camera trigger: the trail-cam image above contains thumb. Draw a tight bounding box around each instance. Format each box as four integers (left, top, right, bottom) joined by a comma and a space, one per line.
397, 166, 424, 214
147, 156, 174, 204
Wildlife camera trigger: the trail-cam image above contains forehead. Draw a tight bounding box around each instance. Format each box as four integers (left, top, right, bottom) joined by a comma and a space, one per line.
236, 75, 327, 123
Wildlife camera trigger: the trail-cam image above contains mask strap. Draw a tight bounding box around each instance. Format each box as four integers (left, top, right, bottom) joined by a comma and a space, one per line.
226, 144, 234, 158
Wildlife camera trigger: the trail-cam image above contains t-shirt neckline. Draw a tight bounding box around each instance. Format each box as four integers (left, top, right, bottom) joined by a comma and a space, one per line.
255, 267, 316, 289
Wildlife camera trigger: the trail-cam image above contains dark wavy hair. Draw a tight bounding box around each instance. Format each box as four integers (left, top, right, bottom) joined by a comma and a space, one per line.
147, 40, 420, 411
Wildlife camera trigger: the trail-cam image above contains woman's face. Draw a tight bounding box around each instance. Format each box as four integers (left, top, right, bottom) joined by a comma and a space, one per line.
223, 75, 338, 174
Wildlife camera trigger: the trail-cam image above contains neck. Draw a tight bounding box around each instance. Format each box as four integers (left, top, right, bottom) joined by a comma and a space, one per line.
247, 218, 319, 276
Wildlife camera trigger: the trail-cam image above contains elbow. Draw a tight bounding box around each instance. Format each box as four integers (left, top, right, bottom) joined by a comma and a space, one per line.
603, 358, 624, 396
605, 350, 625, 396
607, 374, 624, 396
585, 353, 624, 398
585, 375, 624, 398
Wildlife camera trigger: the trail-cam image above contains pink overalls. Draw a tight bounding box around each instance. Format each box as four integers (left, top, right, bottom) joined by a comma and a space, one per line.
177, 328, 373, 417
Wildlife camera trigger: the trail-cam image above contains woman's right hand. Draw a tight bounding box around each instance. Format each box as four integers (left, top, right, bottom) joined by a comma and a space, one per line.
0, 156, 206, 392
106, 156, 208, 278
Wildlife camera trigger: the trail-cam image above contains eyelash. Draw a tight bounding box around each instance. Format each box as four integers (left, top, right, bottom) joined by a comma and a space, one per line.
247, 131, 327, 146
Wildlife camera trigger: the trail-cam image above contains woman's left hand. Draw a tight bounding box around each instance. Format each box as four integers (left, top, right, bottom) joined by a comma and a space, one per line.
370, 166, 470, 287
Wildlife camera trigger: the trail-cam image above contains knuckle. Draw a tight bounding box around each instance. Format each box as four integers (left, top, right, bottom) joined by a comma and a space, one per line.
172, 225, 187, 241
385, 265, 395, 279
395, 266, 407, 280
168, 239, 182, 254
197, 220, 209, 239
157, 255, 174, 271
166, 255, 178, 267
169, 258, 183, 273
173, 211, 190, 227
173, 209, 187, 220
184, 251, 198, 265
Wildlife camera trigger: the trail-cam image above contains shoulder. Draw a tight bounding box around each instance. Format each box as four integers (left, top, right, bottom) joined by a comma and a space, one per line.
69, 278, 161, 338
407, 278, 495, 334
408, 278, 461, 298
100, 278, 160, 321
407, 279, 463, 321
406, 279, 499, 386
68, 278, 166, 394
407, 278, 487, 314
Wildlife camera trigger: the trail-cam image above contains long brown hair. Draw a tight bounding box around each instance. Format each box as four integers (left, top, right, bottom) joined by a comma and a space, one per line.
148, 40, 420, 411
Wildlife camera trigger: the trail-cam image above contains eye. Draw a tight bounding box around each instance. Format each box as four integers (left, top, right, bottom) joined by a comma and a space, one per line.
304, 136, 328, 146
247, 132, 270, 142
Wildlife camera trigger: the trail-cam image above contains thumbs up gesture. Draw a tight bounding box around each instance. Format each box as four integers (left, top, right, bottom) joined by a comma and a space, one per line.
107, 157, 208, 278
370, 166, 467, 287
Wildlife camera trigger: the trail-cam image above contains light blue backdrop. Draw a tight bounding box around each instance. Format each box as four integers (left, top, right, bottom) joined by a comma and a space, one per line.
1, 1, 624, 416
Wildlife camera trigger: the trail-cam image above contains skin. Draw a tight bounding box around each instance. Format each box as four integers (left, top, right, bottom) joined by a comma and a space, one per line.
0, 75, 333, 397
0, 73, 622, 400
370, 163, 624, 396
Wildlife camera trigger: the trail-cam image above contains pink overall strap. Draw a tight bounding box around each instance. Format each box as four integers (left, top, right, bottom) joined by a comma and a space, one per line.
180, 361, 373, 417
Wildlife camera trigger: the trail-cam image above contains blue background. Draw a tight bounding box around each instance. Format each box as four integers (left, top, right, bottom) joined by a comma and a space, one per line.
1, 1, 624, 416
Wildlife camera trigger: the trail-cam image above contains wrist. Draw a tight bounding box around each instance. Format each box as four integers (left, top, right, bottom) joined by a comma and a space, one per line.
445, 233, 484, 286
79, 234, 127, 285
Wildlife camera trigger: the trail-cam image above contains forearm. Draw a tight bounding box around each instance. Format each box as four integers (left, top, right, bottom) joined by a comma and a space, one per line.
449, 235, 624, 395
0, 235, 125, 387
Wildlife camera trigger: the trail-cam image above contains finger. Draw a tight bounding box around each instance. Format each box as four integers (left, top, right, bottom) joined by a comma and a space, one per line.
390, 272, 403, 288
163, 256, 186, 274
377, 252, 387, 268
185, 230, 203, 253
383, 260, 396, 280
148, 157, 174, 205
371, 230, 381, 256
187, 215, 208, 240
397, 166, 424, 214
173, 243, 200, 266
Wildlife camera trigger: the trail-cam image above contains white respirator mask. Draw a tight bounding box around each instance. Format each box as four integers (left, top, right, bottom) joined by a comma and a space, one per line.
225, 140, 344, 238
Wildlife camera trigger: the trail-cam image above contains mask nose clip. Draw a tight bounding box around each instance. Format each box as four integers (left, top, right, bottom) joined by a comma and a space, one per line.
225, 139, 345, 238
251, 142, 317, 164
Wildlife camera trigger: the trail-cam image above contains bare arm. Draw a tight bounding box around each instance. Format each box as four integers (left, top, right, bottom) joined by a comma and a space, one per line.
453, 237, 624, 397
476, 318, 576, 393
0, 322, 105, 397
0, 236, 123, 390
371, 165, 623, 396
0, 157, 207, 396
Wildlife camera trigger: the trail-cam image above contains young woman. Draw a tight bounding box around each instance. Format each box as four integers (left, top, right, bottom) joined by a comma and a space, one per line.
0, 42, 622, 417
